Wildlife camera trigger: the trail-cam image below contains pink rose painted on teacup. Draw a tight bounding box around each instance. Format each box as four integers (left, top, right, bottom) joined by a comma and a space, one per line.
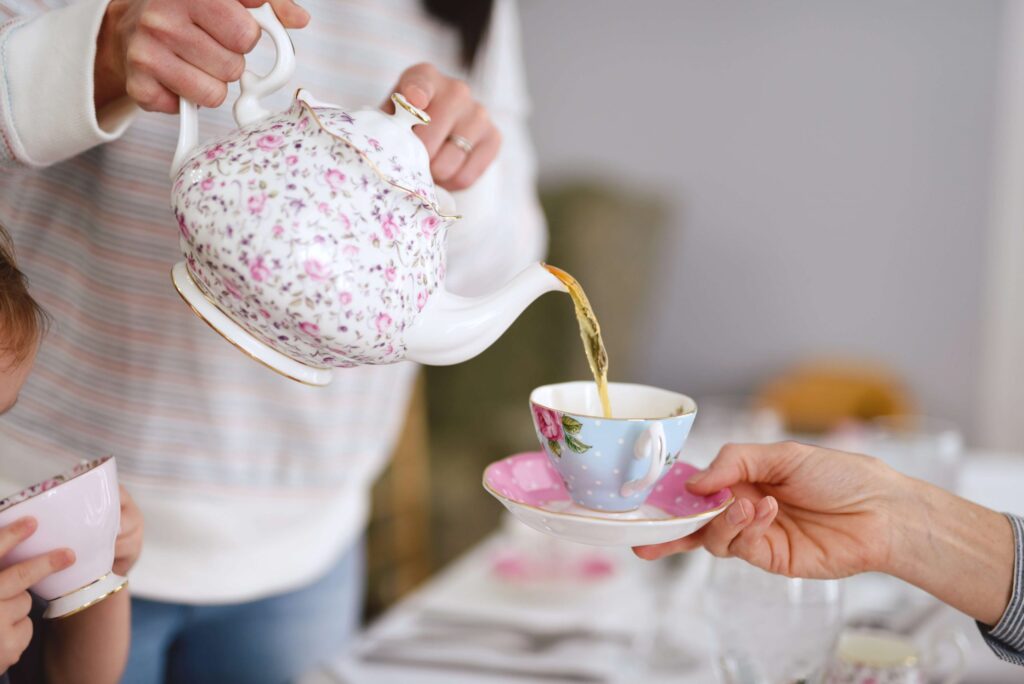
339, 291, 353, 306
200, 177, 215, 192
205, 144, 225, 160
299, 321, 320, 338
257, 134, 285, 151
416, 290, 428, 311
375, 312, 392, 333
304, 258, 331, 282
532, 405, 563, 442
384, 266, 397, 282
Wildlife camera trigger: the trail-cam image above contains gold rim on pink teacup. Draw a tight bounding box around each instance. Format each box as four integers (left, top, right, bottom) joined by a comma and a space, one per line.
0, 456, 111, 514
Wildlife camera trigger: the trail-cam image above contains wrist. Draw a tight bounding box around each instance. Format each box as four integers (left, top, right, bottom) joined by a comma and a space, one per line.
881, 472, 1014, 625
93, 0, 128, 111
877, 469, 933, 577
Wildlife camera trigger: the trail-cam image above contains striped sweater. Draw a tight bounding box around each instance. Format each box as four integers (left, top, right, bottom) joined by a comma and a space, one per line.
0, 0, 545, 602
981, 514, 1024, 665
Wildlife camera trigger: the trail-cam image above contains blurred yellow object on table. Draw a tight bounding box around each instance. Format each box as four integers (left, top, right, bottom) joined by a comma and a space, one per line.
756, 361, 913, 434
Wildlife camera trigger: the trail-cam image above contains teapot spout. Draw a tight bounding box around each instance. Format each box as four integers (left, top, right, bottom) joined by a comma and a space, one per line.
404, 262, 568, 366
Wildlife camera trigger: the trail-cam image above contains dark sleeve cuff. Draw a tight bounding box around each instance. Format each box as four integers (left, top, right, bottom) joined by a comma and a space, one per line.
978, 513, 1024, 665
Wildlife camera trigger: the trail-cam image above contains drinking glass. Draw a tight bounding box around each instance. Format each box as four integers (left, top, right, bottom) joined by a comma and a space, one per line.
828, 415, 963, 491
685, 395, 785, 467
703, 558, 844, 684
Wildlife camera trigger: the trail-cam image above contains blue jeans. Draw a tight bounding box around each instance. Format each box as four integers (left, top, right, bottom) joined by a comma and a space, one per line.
122, 542, 364, 684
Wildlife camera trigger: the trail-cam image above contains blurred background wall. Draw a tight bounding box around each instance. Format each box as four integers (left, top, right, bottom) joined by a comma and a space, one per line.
519, 0, 1001, 441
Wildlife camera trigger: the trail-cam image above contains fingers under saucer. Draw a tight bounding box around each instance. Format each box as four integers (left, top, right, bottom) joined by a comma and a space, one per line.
703, 498, 755, 558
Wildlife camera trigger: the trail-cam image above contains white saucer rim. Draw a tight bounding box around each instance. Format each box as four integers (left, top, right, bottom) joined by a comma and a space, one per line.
482, 467, 733, 526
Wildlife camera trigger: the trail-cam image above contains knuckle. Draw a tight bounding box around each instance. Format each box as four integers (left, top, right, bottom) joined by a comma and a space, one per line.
448, 78, 471, 99
159, 94, 181, 115
126, 79, 156, 110
137, 9, 164, 34
199, 82, 228, 108
231, 20, 261, 53
779, 440, 809, 459
125, 41, 151, 70
16, 620, 32, 650
718, 442, 740, 459
14, 564, 32, 587
226, 55, 246, 82
472, 102, 489, 124
448, 174, 471, 192
408, 62, 437, 78
14, 592, 30, 617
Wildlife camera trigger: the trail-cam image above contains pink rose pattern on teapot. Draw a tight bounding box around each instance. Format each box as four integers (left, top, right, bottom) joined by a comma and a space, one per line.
172, 98, 455, 367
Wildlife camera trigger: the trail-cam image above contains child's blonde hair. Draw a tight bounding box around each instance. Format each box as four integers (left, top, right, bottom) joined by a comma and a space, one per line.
0, 225, 45, 363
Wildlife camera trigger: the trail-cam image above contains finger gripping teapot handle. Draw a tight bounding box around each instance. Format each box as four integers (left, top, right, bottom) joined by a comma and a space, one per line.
170, 3, 296, 178
621, 422, 666, 498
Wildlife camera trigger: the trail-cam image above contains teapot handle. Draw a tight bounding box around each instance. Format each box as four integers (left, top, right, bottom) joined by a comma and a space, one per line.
170, 3, 296, 178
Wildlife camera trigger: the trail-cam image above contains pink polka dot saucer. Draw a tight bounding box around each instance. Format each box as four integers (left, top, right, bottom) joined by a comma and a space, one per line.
483, 451, 733, 546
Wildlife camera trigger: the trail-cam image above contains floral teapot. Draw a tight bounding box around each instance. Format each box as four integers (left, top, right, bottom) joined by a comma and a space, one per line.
169, 5, 565, 386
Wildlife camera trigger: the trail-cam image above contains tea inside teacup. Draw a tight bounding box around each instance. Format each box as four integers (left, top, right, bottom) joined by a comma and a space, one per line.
530, 382, 697, 512
531, 382, 694, 421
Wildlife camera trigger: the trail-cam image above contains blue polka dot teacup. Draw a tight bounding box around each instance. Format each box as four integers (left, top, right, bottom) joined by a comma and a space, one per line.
529, 382, 697, 512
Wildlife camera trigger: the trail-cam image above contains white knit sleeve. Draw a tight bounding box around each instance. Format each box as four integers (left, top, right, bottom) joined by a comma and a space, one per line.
443, 0, 548, 297
0, 0, 137, 168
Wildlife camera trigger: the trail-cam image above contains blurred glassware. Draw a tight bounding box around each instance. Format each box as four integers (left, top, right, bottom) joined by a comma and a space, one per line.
828, 415, 963, 492
827, 416, 963, 633
685, 395, 785, 467
639, 552, 701, 674
703, 558, 844, 684
824, 627, 968, 684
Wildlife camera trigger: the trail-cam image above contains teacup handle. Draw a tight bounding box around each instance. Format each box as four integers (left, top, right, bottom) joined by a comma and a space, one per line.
170, 3, 297, 178
621, 422, 666, 498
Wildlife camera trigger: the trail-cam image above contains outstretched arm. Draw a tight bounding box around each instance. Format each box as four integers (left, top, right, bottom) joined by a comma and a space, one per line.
634, 442, 1015, 627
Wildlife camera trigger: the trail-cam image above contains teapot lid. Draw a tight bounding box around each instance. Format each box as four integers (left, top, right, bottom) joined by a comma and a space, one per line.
296, 90, 457, 218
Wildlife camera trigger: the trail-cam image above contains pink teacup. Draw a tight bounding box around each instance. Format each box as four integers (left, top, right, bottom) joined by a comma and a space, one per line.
0, 456, 126, 619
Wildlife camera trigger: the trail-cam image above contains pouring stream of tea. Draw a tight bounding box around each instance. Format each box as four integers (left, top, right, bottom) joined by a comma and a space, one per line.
544, 265, 613, 418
